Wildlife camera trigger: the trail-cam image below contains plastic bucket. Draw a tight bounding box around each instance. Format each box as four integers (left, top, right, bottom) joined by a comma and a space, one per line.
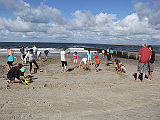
25, 80, 30, 83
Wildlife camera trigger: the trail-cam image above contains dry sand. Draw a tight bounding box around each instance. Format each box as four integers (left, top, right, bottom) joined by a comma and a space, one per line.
0, 55, 160, 120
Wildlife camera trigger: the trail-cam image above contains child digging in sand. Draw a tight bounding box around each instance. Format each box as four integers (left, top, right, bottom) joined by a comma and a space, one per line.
79, 57, 91, 71
120, 64, 126, 73
95, 56, 101, 72
115, 59, 122, 73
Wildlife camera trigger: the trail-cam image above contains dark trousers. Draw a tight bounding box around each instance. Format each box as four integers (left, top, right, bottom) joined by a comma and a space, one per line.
29, 60, 39, 72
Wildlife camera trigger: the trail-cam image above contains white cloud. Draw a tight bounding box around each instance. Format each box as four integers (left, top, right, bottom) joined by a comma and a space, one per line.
3, 0, 66, 24
66, 10, 97, 30
134, 0, 160, 28
95, 13, 117, 25
0, 0, 160, 44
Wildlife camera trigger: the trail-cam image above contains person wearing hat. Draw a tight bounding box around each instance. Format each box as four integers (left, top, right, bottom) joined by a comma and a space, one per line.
95, 56, 101, 72
25, 49, 43, 75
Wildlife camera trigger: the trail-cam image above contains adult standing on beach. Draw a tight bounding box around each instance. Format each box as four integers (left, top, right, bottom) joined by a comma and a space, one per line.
60, 47, 67, 72
109, 48, 114, 57
109, 48, 114, 64
106, 48, 111, 65
135, 43, 152, 82
147, 45, 155, 81
106, 48, 114, 65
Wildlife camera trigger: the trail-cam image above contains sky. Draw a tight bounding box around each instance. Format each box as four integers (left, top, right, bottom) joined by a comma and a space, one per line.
0, 0, 160, 45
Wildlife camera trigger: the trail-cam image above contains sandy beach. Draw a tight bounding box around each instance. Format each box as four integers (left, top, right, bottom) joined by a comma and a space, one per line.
0, 55, 160, 120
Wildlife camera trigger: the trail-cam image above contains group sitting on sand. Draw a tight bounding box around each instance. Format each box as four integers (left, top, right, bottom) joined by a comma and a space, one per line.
6, 43, 155, 85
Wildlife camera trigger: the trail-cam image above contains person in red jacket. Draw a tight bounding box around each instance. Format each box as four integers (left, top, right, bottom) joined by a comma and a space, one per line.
135, 43, 152, 82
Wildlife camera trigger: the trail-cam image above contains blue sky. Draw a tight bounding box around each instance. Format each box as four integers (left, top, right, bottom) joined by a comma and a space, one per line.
0, 0, 160, 45
1, 0, 134, 20
41, 0, 134, 20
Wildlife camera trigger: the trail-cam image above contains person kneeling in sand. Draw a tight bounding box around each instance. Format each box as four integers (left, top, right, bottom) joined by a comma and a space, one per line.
120, 64, 126, 73
115, 59, 123, 73
7, 63, 24, 83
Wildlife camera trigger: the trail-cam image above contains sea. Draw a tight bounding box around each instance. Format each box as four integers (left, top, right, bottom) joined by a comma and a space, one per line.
0, 42, 160, 57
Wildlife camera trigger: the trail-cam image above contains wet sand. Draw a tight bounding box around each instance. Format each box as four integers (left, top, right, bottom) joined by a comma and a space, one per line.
0, 55, 160, 120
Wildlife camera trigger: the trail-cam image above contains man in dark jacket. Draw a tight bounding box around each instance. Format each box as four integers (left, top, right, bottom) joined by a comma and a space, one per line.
148, 45, 155, 81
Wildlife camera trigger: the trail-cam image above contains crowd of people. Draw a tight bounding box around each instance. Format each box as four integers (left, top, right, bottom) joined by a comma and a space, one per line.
6, 43, 155, 85
58, 44, 155, 82
6, 45, 47, 84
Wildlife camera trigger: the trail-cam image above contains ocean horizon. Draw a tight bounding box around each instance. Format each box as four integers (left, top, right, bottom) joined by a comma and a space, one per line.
0, 42, 160, 56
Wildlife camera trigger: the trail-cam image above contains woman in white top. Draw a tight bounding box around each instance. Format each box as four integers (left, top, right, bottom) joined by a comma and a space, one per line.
25, 49, 42, 74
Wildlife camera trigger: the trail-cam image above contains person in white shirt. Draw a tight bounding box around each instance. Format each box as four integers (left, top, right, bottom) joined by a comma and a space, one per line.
102, 49, 105, 58
25, 49, 42, 75
78, 57, 91, 71
60, 48, 67, 72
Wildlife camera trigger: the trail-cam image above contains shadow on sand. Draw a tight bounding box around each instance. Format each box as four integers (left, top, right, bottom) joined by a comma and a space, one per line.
67, 68, 75, 72
133, 73, 148, 81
